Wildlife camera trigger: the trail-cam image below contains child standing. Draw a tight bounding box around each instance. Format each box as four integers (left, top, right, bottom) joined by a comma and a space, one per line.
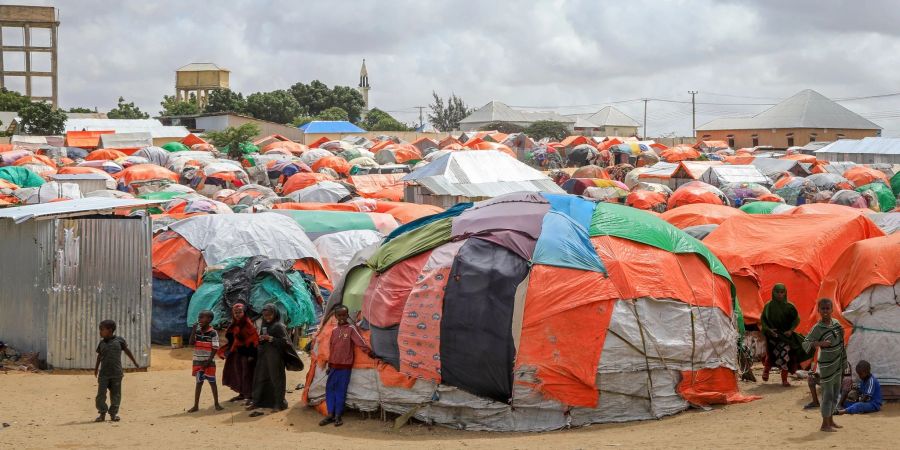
188, 310, 223, 412
319, 305, 374, 427
94, 319, 139, 422
838, 360, 882, 415
803, 298, 846, 432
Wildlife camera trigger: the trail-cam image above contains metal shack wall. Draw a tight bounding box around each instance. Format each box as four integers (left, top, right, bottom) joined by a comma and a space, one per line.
0, 220, 54, 359
46, 217, 152, 369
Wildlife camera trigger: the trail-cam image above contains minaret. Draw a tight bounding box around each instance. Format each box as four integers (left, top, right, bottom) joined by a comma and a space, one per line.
358, 59, 370, 112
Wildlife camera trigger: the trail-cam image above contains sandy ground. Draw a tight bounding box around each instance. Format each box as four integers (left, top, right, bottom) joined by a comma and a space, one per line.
0, 346, 897, 449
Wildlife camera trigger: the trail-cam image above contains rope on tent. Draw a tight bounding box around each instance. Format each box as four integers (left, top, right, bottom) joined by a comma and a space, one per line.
627, 299, 656, 416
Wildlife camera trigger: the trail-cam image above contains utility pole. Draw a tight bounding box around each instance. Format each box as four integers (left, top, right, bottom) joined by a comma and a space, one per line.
415, 106, 426, 129
688, 90, 698, 137
642, 99, 648, 139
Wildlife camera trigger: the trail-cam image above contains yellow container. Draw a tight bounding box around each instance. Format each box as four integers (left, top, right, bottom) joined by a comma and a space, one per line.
170, 335, 183, 349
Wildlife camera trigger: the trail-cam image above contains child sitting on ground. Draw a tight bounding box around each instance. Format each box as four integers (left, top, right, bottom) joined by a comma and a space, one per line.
319, 305, 375, 427
94, 319, 140, 422
188, 310, 223, 412
837, 360, 882, 415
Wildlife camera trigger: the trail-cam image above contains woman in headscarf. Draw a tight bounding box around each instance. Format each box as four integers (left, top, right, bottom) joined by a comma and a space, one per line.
220, 303, 258, 405
760, 284, 809, 386
247, 304, 301, 416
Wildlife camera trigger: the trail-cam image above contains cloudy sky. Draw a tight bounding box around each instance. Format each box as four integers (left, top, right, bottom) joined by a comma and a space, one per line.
6, 0, 900, 136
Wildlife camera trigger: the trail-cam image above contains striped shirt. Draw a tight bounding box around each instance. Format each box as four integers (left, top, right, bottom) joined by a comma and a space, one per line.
192, 327, 220, 366
803, 320, 845, 384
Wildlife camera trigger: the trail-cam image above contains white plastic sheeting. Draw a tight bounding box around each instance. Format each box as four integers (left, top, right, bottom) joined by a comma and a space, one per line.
307, 297, 737, 431
700, 165, 770, 187
288, 181, 352, 203
313, 230, 383, 281
15, 182, 83, 204
843, 283, 900, 386
168, 213, 320, 265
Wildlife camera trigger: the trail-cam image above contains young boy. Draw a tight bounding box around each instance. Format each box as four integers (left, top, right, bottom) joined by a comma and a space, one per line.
188, 310, 223, 412
837, 360, 882, 415
803, 298, 846, 432
319, 305, 374, 427
95, 319, 139, 422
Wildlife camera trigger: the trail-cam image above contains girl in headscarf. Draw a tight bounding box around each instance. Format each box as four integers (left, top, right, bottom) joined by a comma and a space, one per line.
760, 283, 809, 386
220, 303, 259, 404
247, 304, 301, 416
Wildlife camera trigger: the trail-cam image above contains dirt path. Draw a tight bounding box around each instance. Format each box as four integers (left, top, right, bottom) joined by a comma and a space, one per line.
0, 346, 895, 449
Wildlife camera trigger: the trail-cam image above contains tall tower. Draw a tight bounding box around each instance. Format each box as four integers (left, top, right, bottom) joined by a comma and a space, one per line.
358, 59, 370, 112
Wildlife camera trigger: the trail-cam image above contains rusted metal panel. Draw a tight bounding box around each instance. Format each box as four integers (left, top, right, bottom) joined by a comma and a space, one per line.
0, 219, 53, 358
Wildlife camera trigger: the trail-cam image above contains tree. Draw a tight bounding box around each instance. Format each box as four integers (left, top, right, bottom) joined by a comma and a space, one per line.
67, 106, 97, 113
204, 123, 260, 160
318, 106, 349, 121
359, 108, 410, 131
525, 120, 570, 141
428, 91, 472, 132
479, 121, 525, 134
0, 87, 32, 112
107, 96, 149, 119
203, 89, 247, 114
289, 80, 365, 123
160, 94, 200, 116
245, 90, 302, 124
18, 102, 66, 135
290, 115, 316, 127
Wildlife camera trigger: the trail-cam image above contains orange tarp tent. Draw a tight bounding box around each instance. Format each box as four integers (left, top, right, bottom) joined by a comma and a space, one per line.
66, 130, 114, 149
843, 166, 890, 187
660, 145, 701, 163
371, 201, 443, 224
559, 135, 592, 148
114, 164, 179, 186
703, 213, 884, 332
263, 141, 308, 155
272, 202, 362, 212
786, 203, 869, 217
13, 154, 57, 169
625, 190, 666, 211
281, 172, 335, 195
368, 140, 392, 153
348, 173, 405, 201
311, 156, 351, 176
85, 149, 127, 161
817, 233, 900, 323
181, 133, 207, 147
307, 137, 330, 149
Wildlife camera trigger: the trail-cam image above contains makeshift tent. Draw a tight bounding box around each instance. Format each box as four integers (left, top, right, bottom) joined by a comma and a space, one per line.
682, 224, 719, 240
667, 181, 729, 209
271, 210, 397, 240
818, 234, 900, 397
85, 149, 127, 161
773, 176, 819, 206
347, 173, 405, 202
314, 230, 383, 282
311, 156, 351, 176
704, 213, 884, 332
281, 172, 335, 195
0, 166, 46, 188
374, 145, 423, 165
287, 181, 353, 203
806, 173, 854, 191
892, 172, 900, 197
582, 180, 630, 202
738, 201, 795, 215
161, 142, 190, 153
625, 190, 667, 212
700, 165, 770, 187
300, 148, 333, 167
844, 166, 890, 187
115, 164, 179, 189
856, 182, 896, 212
305, 193, 750, 431
571, 165, 609, 179
830, 190, 870, 209
659, 145, 700, 163
660, 203, 746, 228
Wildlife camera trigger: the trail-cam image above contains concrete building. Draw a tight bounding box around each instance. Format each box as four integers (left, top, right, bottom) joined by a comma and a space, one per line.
175, 63, 229, 108
160, 112, 304, 142
459, 101, 575, 132
566, 106, 640, 137
696, 89, 881, 150
0, 5, 59, 107
358, 59, 370, 112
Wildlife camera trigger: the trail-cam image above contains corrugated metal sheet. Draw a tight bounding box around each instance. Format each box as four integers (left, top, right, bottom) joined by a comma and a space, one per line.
0, 216, 152, 370
0, 219, 54, 360
65, 119, 189, 139
47, 217, 152, 369
0, 198, 159, 223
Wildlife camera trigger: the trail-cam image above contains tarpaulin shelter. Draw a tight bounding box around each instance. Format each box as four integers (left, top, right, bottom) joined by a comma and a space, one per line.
738, 201, 795, 215
660, 203, 746, 228
115, 164, 179, 190
625, 190, 667, 212
856, 182, 896, 212
99, 132, 153, 153
85, 149, 127, 161
867, 212, 900, 234
561, 178, 618, 196
161, 141, 190, 153
0, 166, 46, 188
348, 173, 405, 202
65, 130, 114, 149
806, 173, 854, 191
719, 182, 773, 206
133, 146, 171, 167
582, 180, 630, 202
773, 176, 819, 206
287, 181, 353, 203
892, 171, 900, 197
281, 172, 335, 195
311, 156, 351, 176
659, 145, 700, 162
306, 193, 749, 431
567, 144, 600, 167
271, 209, 397, 240
300, 148, 333, 167
704, 213, 884, 332
263, 140, 308, 156
571, 165, 609, 179
180, 133, 207, 147
752, 158, 810, 181
844, 166, 890, 187
694, 140, 730, 152
818, 234, 900, 397
374, 144, 423, 165
700, 165, 770, 187
314, 230, 383, 282
362, 200, 444, 224
667, 181, 729, 209
830, 189, 869, 209
785, 202, 869, 217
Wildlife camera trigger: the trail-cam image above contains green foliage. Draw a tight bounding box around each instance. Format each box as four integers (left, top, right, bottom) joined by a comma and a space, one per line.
359, 108, 410, 131
204, 89, 247, 114
525, 120, 570, 141
18, 102, 66, 135
318, 106, 349, 121
0, 87, 32, 112
67, 106, 97, 113
428, 92, 471, 132
290, 115, 316, 127
107, 96, 150, 119
289, 80, 365, 123
204, 123, 260, 160
245, 90, 302, 124
479, 122, 525, 134
160, 94, 200, 116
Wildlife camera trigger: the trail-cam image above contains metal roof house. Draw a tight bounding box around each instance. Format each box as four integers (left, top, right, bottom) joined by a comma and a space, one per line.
458, 101, 575, 132
402, 150, 563, 207
814, 137, 900, 164
566, 106, 641, 137
696, 90, 881, 150
0, 198, 157, 369
299, 121, 366, 134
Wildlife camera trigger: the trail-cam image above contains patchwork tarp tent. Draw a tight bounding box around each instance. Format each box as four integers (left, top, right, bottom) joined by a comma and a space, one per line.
818, 234, 900, 398
304, 192, 753, 431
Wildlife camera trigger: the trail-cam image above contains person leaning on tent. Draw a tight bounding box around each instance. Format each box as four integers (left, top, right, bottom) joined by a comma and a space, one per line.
760, 284, 811, 386
246, 304, 302, 417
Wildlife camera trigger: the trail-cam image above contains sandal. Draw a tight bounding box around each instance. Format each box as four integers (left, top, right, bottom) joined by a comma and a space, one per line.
249, 411, 265, 417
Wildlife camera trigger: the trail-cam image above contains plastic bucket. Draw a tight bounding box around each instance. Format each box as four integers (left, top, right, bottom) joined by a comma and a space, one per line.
170, 335, 183, 349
